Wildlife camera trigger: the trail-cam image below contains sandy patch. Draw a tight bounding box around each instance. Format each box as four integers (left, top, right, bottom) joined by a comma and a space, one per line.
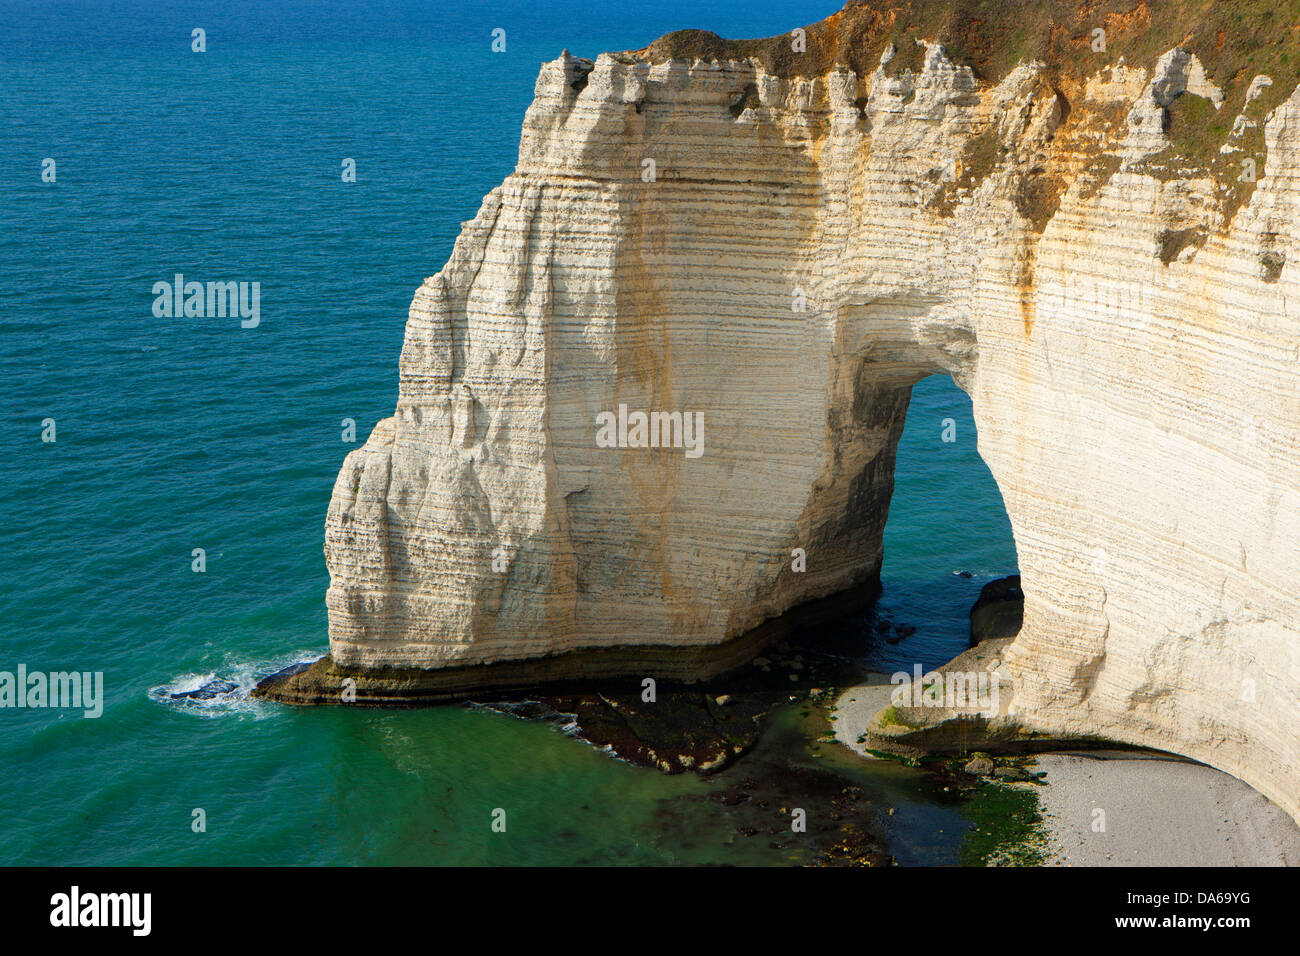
833, 674, 1300, 865
1033, 750, 1300, 866
831, 673, 897, 758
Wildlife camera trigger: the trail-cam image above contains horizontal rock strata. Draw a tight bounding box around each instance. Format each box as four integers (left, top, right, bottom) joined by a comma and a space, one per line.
293, 2, 1300, 823
256, 578, 878, 703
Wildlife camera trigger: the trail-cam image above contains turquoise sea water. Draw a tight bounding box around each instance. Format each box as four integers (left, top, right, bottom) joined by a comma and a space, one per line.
0, 0, 1016, 865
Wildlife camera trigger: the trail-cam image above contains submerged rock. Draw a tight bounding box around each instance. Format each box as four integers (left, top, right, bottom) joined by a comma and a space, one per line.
993, 766, 1034, 782
964, 754, 996, 776
170, 679, 238, 701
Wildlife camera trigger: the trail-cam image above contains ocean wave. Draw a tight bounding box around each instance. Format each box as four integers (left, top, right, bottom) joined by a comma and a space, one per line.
148, 649, 320, 719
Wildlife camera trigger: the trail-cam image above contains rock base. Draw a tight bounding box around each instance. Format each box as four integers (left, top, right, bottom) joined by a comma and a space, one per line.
253, 575, 880, 706
968, 575, 1024, 646
851, 639, 1120, 759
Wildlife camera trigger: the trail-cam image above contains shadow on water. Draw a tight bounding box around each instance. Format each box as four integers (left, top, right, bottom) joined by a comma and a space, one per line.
490, 624, 984, 865
628, 374, 1019, 865
671, 699, 974, 866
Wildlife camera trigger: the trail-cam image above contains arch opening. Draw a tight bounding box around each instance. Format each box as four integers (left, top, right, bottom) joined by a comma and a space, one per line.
847, 373, 1020, 674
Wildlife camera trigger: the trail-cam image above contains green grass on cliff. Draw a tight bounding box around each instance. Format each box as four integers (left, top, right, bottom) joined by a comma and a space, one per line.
635, 1, 1300, 233
637, 1, 1300, 89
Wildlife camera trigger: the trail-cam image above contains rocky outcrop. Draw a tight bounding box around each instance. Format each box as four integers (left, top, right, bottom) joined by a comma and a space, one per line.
275, 2, 1300, 823
970, 575, 1024, 646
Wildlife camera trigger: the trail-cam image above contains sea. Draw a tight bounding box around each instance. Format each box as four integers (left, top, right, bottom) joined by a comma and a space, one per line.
0, 0, 1017, 865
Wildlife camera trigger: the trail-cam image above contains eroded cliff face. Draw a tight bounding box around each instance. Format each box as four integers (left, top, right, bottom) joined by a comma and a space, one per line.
321, 2, 1300, 819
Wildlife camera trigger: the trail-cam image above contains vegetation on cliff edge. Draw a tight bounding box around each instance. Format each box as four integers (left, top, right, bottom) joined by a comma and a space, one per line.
632, 1, 1300, 235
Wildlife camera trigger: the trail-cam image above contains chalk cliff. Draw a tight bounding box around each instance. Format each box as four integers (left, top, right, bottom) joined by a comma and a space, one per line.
280, 2, 1300, 821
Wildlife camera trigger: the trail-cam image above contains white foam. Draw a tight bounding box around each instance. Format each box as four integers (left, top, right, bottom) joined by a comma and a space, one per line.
148, 649, 320, 719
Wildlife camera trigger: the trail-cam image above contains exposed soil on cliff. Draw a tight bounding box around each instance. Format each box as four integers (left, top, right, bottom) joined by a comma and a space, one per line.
631, 0, 1299, 235
634, 1, 1299, 91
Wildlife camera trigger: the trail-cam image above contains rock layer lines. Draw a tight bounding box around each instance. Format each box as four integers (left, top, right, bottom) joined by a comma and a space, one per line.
315, 2, 1300, 822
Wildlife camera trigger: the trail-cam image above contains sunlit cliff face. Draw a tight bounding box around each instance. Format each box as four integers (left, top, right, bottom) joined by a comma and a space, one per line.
323, 2, 1300, 822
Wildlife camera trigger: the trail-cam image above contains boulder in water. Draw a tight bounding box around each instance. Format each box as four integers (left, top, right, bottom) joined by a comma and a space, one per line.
170, 679, 239, 701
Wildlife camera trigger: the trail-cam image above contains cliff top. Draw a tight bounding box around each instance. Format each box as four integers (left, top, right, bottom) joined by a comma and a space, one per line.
626, 1, 1298, 228
631, 1, 1298, 93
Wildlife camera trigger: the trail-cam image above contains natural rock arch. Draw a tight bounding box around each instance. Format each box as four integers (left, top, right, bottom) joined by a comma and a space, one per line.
263, 14, 1300, 824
